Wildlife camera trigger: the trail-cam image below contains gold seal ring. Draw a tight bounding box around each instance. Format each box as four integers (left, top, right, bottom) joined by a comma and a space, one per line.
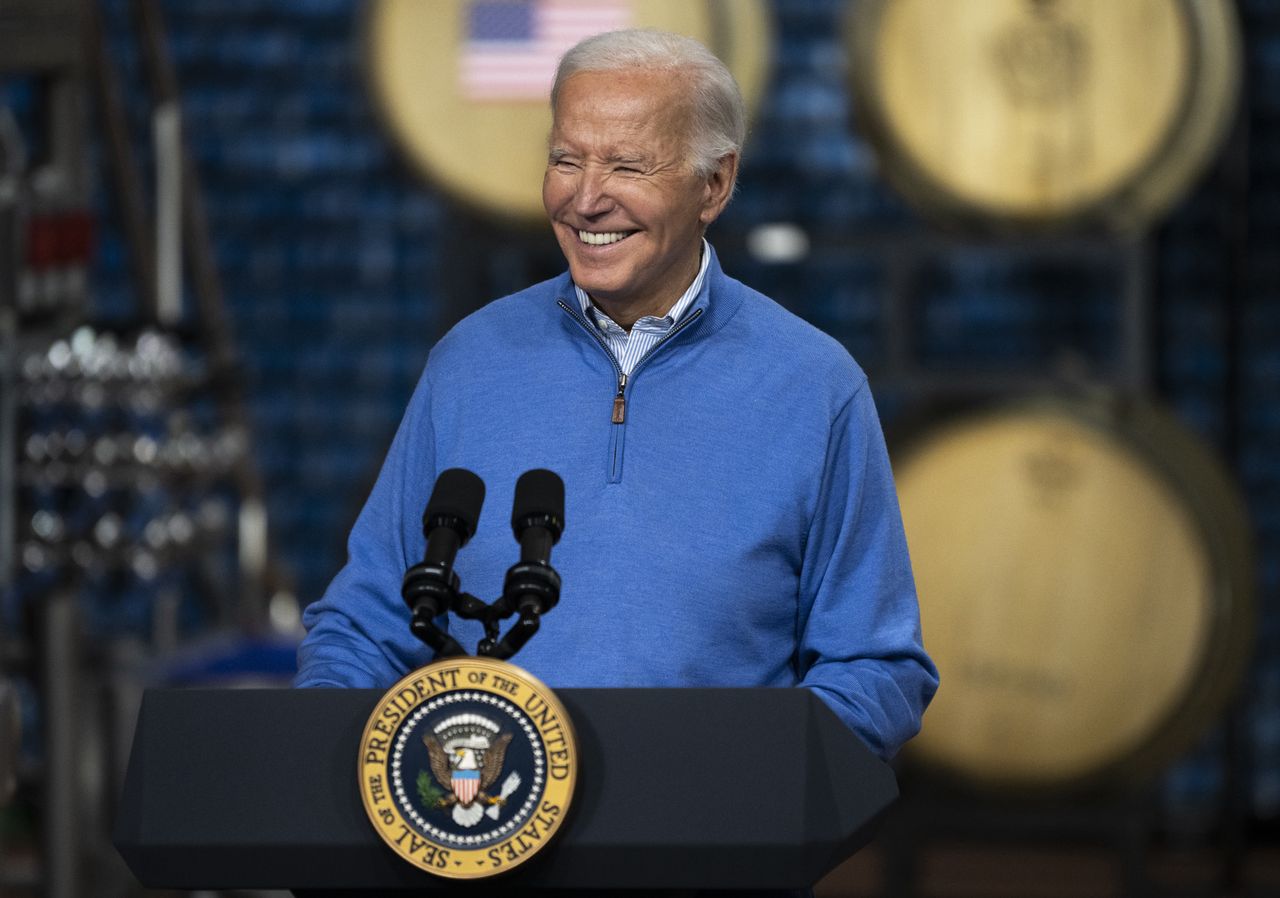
357, 657, 578, 878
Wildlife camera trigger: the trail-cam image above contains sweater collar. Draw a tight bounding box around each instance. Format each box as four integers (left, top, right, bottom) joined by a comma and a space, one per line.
554, 240, 742, 338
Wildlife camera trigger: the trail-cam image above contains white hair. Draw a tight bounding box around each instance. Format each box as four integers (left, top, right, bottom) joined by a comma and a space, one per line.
550, 29, 747, 178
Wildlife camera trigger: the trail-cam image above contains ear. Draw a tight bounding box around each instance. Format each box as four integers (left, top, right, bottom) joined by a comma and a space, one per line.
699, 152, 740, 225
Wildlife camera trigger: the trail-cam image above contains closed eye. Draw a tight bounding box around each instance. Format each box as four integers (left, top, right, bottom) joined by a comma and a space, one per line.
611, 158, 649, 173
548, 148, 579, 169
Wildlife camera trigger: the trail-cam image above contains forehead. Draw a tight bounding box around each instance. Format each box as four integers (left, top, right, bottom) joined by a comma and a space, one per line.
550, 69, 691, 156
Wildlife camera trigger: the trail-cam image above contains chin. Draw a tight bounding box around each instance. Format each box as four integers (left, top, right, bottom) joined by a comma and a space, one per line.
570, 274, 625, 303
567, 258, 630, 295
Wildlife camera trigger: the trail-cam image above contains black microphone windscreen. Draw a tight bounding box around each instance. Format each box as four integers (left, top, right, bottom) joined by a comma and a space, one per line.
425, 468, 485, 539
511, 469, 565, 533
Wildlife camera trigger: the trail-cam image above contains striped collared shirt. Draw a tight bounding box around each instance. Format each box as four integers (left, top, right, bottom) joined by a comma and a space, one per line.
574, 238, 710, 376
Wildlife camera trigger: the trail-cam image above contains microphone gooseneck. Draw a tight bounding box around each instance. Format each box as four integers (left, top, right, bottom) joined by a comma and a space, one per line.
400, 468, 565, 661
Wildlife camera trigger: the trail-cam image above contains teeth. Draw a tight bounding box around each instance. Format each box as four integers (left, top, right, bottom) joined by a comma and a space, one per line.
577, 230, 630, 246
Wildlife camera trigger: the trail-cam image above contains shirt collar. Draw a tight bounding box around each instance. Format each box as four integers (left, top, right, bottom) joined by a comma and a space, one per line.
574, 238, 710, 332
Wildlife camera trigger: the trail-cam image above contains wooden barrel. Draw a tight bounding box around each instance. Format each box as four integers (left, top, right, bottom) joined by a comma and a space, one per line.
363, 0, 771, 224
846, 0, 1241, 231
893, 395, 1253, 792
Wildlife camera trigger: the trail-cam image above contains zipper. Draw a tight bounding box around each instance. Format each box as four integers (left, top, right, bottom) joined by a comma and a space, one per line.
559, 300, 624, 419
559, 300, 705, 481
612, 373, 628, 423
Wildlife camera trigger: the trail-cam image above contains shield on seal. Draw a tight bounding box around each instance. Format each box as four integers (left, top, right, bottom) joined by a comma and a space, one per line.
452, 768, 480, 805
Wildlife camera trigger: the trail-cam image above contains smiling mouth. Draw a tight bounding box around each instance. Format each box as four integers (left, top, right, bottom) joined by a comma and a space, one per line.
576, 229, 636, 246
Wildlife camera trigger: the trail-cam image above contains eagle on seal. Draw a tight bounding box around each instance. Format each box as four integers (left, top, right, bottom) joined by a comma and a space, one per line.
424, 731, 514, 826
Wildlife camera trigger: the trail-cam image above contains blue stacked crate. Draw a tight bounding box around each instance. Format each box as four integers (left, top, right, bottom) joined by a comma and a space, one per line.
1158, 186, 1233, 444
914, 250, 1119, 374
146, 0, 445, 607
728, 0, 906, 371
0, 78, 43, 159
1239, 0, 1280, 822
801, 255, 884, 367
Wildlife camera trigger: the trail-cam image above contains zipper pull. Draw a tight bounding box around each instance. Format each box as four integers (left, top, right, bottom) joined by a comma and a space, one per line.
611, 373, 627, 423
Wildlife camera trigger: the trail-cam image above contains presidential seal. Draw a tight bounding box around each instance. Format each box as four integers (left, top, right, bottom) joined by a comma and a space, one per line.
358, 656, 577, 879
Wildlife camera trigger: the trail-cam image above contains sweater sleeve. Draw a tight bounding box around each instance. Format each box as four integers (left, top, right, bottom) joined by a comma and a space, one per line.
293, 368, 438, 687
795, 380, 938, 760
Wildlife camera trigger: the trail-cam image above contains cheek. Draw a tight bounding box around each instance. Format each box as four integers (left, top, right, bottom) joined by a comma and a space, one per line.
542, 173, 564, 214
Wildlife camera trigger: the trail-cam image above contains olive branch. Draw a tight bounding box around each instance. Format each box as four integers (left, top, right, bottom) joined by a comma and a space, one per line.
416, 770, 447, 808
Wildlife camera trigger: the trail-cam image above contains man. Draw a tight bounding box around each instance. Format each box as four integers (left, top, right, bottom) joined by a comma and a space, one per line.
296, 29, 936, 761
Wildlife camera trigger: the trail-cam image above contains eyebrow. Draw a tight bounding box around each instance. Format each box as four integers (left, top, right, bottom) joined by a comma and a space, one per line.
546, 147, 650, 166
606, 154, 649, 166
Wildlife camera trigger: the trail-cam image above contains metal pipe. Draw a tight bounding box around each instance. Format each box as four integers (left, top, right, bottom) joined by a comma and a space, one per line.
153, 101, 182, 326
0, 679, 19, 806
41, 588, 81, 898
0, 110, 23, 593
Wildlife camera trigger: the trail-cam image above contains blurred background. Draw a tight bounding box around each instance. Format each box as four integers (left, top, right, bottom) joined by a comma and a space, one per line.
0, 0, 1276, 896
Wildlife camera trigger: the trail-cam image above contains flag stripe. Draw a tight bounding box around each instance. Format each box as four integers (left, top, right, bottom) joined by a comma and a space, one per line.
460, 0, 630, 101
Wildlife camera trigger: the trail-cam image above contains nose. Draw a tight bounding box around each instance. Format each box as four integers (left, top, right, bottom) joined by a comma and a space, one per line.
572, 166, 614, 219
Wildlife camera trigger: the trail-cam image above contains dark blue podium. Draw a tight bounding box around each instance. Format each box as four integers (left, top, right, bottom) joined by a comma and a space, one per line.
114, 688, 896, 892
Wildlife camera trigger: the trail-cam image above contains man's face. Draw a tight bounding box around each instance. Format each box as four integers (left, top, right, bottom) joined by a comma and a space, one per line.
543, 68, 736, 324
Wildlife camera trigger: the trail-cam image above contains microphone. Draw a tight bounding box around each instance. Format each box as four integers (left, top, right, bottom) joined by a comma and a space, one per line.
422, 468, 485, 571
477, 469, 565, 660
402, 468, 484, 655
506, 469, 564, 616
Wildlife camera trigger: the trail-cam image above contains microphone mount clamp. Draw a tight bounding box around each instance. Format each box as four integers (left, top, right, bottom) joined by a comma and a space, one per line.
400, 559, 561, 661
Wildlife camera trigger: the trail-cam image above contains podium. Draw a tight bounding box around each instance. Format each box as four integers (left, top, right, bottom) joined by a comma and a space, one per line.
114, 687, 896, 892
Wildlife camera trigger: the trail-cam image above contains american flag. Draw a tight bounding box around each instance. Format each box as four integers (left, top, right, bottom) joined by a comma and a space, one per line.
459, 0, 631, 101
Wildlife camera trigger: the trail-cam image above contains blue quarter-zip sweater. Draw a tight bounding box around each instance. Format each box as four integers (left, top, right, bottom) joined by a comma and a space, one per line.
296, 249, 937, 760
